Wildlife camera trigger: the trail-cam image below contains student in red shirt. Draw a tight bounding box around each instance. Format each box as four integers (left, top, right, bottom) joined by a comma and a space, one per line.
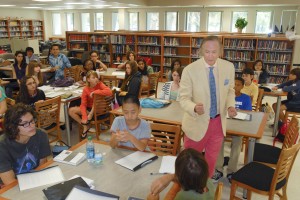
68, 70, 112, 140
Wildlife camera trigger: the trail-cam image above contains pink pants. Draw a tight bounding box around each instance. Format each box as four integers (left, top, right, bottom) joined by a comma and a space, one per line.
184, 116, 224, 177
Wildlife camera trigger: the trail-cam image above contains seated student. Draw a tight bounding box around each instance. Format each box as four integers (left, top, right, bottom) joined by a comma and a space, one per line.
253, 59, 269, 84
0, 103, 51, 186
110, 95, 150, 151
241, 68, 258, 106
0, 86, 7, 134
147, 148, 215, 200
5, 51, 28, 98
89, 50, 107, 71
79, 59, 94, 82
25, 47, 40, 64
16, 76, 46, 108
137, 57, 154, 91
116, 60, 141, 106
213, 77, 252, 183
167, 59, 181, 82
272, 68, 300, 122
68, 70, 112, 140
26, 60, 43, 86
48, 44, 71, 81
159, 67, 183, 101
117, 51, 136, 70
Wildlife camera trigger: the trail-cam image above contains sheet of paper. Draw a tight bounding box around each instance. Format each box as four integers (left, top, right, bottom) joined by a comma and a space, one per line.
66, 186, 119, 200
45, 91, 65, 98
159, 156, 176, 174
115, 151, 157, 171
112, 71, 125, 76
227, 112, 251, 121
17, 165, 65, 191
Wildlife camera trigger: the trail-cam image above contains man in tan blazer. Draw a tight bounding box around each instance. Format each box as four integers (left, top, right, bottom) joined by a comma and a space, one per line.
179, 36, 237, 177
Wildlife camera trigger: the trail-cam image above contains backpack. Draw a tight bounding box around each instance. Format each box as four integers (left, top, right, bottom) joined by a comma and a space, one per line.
140, 98, 170, 108
274, 120, 290, 144
50, 77, 74, 87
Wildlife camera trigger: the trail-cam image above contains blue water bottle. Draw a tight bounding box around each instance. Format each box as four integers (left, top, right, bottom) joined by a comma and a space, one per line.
86, 136, 95, 163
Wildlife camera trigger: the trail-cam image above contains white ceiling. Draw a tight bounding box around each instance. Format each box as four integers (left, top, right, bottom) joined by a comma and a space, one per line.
0, 0, 299, 10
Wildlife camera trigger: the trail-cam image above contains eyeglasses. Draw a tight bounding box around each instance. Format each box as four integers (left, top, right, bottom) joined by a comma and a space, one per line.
18, 118, 37, 128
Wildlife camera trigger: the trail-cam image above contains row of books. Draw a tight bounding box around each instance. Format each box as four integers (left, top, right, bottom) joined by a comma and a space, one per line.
111, 44, 134, 54
257, 52, 292, 63
191, 49, 201, 57
268, 76, 288, 84
0, 33, 8, 37
224, 51, 253, 61
266, 65, 288, 75
164, 37, 180, 46
163, 57, 178, 66
9, 27, 20, 31
191, 38, 203, 47
99, 54, 111, 62
90, 35, 109, 43
70, 43, 87, 51
137, 36, 160, 45
233, 62, 246, 71
257, 40, 291, 51
224, 39, 256, 49
90, 44, 109, 52
110, 35, 135, 44
137, 46, 160, 55
164, 47, 177, 56
69, 34, 89, 42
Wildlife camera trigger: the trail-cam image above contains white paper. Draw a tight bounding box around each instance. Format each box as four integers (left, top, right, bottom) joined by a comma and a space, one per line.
54, 150, 86, 166
111, 86, 120, 91
45, 91, 65, 98
159, 156, 176, 174
115, 151, 157, 171
66, 187, 118, 200
112, 71, 125, 76
17, 166, 64, 191
227, 112, 251, 120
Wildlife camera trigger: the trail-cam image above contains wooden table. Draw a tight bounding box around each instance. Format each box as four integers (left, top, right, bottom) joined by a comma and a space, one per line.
0, 140, 170, 200
110, 101, 268, 163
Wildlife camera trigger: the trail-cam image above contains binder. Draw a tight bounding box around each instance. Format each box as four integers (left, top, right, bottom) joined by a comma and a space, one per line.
66, 185, 119, 200
115, 151, 158, 171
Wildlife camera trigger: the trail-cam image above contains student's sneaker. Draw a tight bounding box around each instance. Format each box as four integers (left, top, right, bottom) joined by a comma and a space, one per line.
227, 172, 234, 184
212, 170, 223, 183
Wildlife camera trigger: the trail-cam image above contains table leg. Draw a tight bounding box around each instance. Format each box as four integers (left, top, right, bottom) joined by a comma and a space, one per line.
64, 103, 71, 146
243, 137, 256, 198
273, 96, 282, 137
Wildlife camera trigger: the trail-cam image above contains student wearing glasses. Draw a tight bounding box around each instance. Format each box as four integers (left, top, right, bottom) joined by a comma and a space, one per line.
0, 104, 51, 186
89, 51, 107, 71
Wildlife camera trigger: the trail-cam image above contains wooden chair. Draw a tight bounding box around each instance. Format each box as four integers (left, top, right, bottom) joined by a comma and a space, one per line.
64, 65, 80, 82
101, 75, 118, 89
254, 88, 264, 112
142, 72, 160, 98
148, 122, 181, 156
230, 142, 300, 200
35, 96, 62, 143
253, 115, 299, 168
165, 181, 223, 200
283, 110, 300, 122
80, 93, 114, 140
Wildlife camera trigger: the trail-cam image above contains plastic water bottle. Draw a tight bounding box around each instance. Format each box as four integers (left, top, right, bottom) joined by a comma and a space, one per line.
86, 136, 95, 163
94, 150, 103, 166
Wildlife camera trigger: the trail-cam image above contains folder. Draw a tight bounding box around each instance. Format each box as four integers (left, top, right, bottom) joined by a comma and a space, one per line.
53, 150, 86, 166
115, 151, 158, 171
66, 185, 120, 200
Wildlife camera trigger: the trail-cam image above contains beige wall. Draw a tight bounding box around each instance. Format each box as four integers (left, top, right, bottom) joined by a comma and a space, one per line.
0, 8, 42, 19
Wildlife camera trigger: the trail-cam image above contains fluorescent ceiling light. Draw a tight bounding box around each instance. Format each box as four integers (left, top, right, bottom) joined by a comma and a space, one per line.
23, 7, 42, 8
30, 4, 46, 5
33, 0, 61, 2
64, 2, 90, 5
0, 5, 16, 7
110, 7, 129, 8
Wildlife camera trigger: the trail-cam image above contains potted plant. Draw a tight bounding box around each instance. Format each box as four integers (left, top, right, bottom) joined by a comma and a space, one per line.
235, 17, 248, 33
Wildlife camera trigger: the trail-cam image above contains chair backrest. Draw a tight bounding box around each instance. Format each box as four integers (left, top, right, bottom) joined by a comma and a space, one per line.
270, 142, 300, 196
254, 89, 264, 111
138, 81, 143, 98
214, 182, 223, 200
5, 98, 15, 109
147, 71, 160, 98
35, 96, 61, 132
282, 115, 299, 149
92, 92, 114, 119
64, 65, 80, 82
101, 75, 118, 89
148, 122, 181, 156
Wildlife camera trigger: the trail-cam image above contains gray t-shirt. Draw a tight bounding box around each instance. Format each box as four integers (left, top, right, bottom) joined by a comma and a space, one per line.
110, 116, 151, 148
0, 129, 51, 175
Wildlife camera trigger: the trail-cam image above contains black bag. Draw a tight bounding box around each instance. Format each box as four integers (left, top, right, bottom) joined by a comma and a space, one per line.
50, 77, 74, 87
43, 177, 89, 200
52, 141, 70, 157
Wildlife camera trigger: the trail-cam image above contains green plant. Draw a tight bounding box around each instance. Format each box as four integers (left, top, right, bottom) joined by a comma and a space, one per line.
235, 18, 248, 29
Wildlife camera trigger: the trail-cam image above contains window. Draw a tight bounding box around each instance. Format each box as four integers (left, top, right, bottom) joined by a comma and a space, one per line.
66, 13, 74, 31
112, 12, 119, 31
95, 13, 104, 30
186, 12, 200, 32
255, 11, 272, 33
129, 12, 139, 31
165, 12, 178, 31
231, 12, 248, 32
52, 13, 61, 35
81, 13, 90, 32
146, 12, 159, 31
207, 11, 222, 32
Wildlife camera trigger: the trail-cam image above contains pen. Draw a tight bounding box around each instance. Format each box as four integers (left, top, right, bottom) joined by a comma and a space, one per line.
150, 172, 167, 175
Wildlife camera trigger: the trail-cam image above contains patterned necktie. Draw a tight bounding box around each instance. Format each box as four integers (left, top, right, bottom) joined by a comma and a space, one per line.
209, 67, 217, 118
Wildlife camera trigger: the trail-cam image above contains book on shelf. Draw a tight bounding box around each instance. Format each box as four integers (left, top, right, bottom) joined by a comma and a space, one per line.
53, 150, 86, 166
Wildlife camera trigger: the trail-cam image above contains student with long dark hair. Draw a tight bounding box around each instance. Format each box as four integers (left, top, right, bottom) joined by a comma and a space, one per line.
137, 57, 154, 91
253, 59, 269, 84
89, 50, 107, 71
167, 59, 181, 81
16, 76, 45, 108
26, 61, 43, 86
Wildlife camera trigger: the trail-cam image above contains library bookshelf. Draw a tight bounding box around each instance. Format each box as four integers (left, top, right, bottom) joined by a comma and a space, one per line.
0, 18, 44, 40
66, 31, 294, 83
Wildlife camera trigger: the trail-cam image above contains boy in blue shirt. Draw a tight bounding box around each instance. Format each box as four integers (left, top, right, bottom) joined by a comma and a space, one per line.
213, 77, 252, 183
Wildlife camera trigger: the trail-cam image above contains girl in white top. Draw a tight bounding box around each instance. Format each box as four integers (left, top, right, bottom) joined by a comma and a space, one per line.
160, 67, 183, 101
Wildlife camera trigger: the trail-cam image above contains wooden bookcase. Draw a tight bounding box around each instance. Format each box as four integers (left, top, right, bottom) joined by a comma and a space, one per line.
0, 19, 44, 40
66, 31, 295, 83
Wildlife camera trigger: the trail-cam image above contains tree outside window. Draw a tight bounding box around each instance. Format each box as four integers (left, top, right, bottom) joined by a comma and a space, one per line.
165, 12, 178, 31
255, 11, 272, 33
66, 13, 74, 31
186, 12, 200, 32
208, 11, 222, 32
81, 13, 90, 32
147, 12, 159, 31
129, 12, 139, 31
52, 13, 61, 35
112, 12, 119, 31
95, 13, 104, 30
